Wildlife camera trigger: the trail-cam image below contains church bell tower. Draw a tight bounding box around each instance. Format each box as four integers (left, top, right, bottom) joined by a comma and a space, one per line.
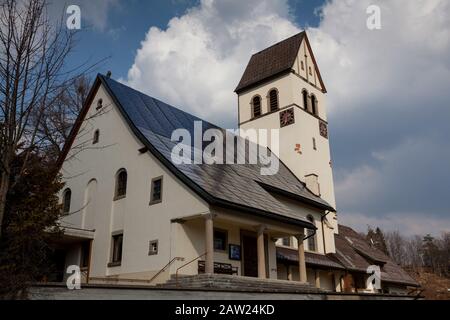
235, 32, 338, 233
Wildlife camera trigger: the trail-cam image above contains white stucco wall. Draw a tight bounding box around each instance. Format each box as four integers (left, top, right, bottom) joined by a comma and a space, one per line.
60, 84, 210, 281
271, 193, 336, 254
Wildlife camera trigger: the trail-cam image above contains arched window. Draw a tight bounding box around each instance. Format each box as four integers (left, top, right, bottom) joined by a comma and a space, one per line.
62, 188, 72, 214
307, 215, 317, 252
268, 89, 279, 112
302, 90, 308, 111
93, 129, 100, 144
311, 95, 318, 116
115, 169, 127, 199
252, 96, 262, 118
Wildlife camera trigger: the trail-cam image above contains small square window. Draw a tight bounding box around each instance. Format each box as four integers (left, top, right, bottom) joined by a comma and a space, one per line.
214, 229, 228, 251
150, 177, 163, 204
149, 240, 158, 255
282, 237, 291, 247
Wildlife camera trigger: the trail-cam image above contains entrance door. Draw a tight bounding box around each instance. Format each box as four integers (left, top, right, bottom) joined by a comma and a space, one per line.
242, 234, 258, 277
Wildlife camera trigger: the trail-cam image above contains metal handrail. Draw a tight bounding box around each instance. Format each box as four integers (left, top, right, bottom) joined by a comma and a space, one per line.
175, 252, 206, 287
149, 257, 184, 284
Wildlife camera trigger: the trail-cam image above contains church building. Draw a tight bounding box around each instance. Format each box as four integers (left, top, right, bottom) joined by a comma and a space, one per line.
55, 32, 418, 295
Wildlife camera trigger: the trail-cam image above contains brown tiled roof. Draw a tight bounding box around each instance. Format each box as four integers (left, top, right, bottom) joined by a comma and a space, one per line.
337, 225, 388, 264
335, 225, 419, 287
276, 224, 419, 287
235, 32, 305, 93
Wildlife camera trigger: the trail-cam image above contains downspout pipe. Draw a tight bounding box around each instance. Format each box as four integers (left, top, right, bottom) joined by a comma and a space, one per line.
303, 228, 316, 242
321, 211, 332, 254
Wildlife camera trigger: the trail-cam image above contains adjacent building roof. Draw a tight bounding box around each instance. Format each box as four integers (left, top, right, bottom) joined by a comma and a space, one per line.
235, 31, 326, 93
60, 74, 334, 230
276, 225, 419, 287
333, 225, 419, 287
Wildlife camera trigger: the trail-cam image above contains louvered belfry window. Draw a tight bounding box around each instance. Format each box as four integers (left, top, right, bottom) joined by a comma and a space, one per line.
269, 89, 279, 112
252, 96, 261, 118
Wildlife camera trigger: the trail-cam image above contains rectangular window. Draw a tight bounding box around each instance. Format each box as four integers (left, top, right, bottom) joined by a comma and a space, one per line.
282, 237, 291, 247
301, 61, 304, 70
307, 231, 316, 252
214, 229, 228, 251
309, 66, 313, 75
149, 240, 158, 256
110, 233, 123, 266
150, 177, 163, 204
313, 137, 317, 151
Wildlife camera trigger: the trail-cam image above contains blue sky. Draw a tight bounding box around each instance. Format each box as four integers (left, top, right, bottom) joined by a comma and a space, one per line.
64, 0, 324, 79
54, 0, 450, 236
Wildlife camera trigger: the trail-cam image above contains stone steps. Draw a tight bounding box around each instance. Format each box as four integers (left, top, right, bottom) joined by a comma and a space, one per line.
157, 274, 321, 293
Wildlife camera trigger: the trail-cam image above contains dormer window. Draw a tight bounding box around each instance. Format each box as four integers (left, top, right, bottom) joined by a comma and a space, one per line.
268, 89, 279, 112
252, 96, 261, 118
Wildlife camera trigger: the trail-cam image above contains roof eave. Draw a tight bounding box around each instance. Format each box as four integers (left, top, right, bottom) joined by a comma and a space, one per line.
258, 182, 336, 213
213, 199, 316, 230
56, 75, 103, 170
234, 68, 292, 94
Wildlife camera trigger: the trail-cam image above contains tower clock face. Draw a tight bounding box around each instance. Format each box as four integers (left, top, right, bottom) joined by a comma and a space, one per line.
280, 108, 295, 127
319, 120, 328, 139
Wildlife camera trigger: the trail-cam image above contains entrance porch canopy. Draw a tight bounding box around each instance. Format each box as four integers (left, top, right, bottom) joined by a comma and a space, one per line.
172, 207, 314, 283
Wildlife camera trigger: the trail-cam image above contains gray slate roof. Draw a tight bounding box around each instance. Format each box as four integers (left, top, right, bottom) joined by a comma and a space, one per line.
98, 75, 334, 228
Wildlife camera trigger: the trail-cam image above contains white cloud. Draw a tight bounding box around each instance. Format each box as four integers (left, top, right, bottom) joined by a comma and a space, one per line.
124, 0, 450, 235
308, 0, 450, 114
125, 0, 300, 126
311, 0, 450, 235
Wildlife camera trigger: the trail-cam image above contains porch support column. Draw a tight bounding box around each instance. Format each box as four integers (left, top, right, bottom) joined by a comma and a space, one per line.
257, 225, 266, 279
315, 270, 321, 288
287, 265, 293, 281
204, 214, 214, 274
296, 231, 307, 283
